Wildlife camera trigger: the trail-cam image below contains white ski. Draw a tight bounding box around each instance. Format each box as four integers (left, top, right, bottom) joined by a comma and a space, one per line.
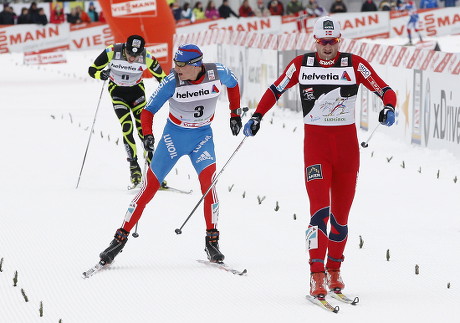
196, 259, 247, 276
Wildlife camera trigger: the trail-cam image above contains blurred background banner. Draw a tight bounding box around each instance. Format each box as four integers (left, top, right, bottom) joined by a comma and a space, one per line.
98, 0, 176, 72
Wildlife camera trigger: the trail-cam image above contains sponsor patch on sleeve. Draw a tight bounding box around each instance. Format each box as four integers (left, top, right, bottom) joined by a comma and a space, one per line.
286, 63, 296, 79
358, 62, 371, 79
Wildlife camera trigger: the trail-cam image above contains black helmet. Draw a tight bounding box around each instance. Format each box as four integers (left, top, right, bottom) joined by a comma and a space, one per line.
125, 35, 145, 57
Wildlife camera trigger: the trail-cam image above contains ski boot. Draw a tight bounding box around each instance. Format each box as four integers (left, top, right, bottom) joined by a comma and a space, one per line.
310, 272, 327, 297
205, 229, 225, 263
326, 268, 345, 291
129, 159, 142, 185
99, 228, 129, 265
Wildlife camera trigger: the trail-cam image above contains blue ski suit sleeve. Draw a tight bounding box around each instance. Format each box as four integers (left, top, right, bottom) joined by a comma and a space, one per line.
145, 72, 176, 114
216, 63, 238, 88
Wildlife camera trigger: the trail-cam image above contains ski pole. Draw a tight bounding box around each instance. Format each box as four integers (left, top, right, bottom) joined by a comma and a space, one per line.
132, 222, 140, 238
360, 123, 380, 148
175, 136, 248, 235
76, 80, 106, 189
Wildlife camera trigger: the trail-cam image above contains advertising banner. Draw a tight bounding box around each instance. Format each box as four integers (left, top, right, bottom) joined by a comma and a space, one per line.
98, 0, 175, 72
68, 22, 114, 51
0, 24, 69, 54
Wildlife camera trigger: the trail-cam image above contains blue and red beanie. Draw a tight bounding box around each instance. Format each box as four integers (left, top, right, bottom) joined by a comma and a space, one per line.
174, 44, 203, 66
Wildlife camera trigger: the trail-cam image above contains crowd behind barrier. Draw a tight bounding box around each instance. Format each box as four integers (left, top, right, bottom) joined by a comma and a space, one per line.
0, 0, 104, 25
1, 0, 458, 27
3, 8, 460, 54
169, 0, 459, 26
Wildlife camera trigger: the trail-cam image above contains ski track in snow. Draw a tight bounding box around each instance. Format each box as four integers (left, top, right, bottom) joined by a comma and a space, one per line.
1, 40, 460, 322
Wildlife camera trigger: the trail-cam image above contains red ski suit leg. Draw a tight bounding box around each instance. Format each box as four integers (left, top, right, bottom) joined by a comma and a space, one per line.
199, 163, 219, 231
122, 168, 161, 232
121, 163, 218, 233
304, 124, 359, 273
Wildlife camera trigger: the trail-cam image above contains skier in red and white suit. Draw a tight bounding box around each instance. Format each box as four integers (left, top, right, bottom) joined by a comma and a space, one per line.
244, 16, 397, 297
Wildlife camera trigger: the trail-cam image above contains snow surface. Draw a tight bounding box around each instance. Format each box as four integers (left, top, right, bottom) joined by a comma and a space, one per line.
1, 39, 459, 323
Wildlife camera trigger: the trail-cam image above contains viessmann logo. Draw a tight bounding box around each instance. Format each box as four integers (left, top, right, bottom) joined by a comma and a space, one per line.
112, 0, 157, 17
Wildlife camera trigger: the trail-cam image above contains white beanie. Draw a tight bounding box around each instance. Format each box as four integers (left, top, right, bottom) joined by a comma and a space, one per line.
313, 16, 341, 38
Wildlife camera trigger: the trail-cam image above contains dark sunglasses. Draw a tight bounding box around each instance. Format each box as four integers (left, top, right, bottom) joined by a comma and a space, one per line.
173, 55, 203, 67
315, 38, 341, 46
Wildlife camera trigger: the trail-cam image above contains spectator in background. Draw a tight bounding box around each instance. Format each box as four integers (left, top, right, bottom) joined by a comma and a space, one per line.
439, 0, 457, 6
181, 2, 194, 20
28, 2, 39, 22
17, 7, 31, 24
361, 0, 378, 11
67, 7, 81, 24
268, 0, 284, 15
0, 4, 16, 25
36, 7, 48, 25
239, 0, 255, 17
99, 10, 106, 23
193, 1, 206, 19
76, 5, 91, 23
170, 1, 182, 21
87, 2, 99, 22
50, 2, 65, 24
420, 0, 439, 7
286, 0, 304, 15
218, 0, 239, 18
378, 0, 392, 10
330, 0, 348, 12
205, 0, 220, 19
254, 2, 270, 16
306, 0, 328, 16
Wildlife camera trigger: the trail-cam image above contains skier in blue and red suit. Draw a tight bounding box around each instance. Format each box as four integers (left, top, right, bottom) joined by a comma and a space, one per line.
98, 44, 243, 265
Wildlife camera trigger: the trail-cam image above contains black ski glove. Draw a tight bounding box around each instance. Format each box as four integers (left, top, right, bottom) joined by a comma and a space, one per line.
378, 105, 395, 126
243, 113, 262, 136
230, 116, 242, 136
143, 134, 155, 152
100, 69, 110, 81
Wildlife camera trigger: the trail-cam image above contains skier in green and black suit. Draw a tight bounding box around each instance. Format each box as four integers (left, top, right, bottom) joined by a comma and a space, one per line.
88, 35, 167, 186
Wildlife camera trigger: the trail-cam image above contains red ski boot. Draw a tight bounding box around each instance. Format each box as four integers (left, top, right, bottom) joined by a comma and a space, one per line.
310, 272, 327, 297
